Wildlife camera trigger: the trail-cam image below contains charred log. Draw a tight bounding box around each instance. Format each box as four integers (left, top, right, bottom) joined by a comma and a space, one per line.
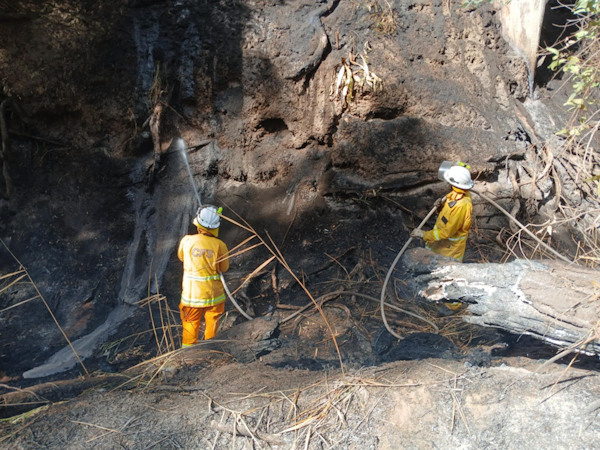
402, 248, 600, 356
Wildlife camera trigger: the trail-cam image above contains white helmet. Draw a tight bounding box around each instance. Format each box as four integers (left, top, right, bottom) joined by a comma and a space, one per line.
443, 165, 473, 190
193, 205, 221, 229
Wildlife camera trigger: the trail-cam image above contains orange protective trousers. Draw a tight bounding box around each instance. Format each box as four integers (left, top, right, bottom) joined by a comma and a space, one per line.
179, 302, 225, 347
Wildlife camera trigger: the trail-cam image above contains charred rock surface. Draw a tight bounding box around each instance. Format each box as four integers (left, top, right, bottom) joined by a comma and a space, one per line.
0, 0, 592, 385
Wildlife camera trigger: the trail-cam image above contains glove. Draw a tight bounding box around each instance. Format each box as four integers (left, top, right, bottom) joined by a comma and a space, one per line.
434, 196, 445, 209
410, 228, 423, 239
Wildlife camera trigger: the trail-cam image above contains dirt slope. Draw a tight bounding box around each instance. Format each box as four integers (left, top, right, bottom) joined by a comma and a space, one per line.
1, 357, 599, 449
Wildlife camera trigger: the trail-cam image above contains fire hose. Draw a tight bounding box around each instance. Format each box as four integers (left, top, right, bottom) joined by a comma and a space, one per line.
379, 204, 439, 340
179, 140, 571, 334
220, 271, 253, 320
229, 189, 571, 334
379, 183, 573, 341
177, 138, 254, 321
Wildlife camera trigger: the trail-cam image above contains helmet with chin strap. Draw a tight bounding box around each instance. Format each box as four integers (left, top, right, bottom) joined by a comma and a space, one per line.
193, 205, 222, 229
444, 165, 473, 190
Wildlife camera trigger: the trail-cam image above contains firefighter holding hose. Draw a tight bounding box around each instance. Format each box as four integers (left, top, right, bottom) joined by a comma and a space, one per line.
178, 205, 229, 347
410, 162, 474, 263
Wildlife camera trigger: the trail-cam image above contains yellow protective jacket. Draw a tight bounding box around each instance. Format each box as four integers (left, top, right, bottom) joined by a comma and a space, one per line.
422, 188, 472, 262
178, 229, 229, 308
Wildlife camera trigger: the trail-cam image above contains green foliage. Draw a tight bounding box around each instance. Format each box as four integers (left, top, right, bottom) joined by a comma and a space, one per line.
547, 1, 600, 137
544, 0, 600, 209
462, 0, 493, 7
573, 0, 600, 14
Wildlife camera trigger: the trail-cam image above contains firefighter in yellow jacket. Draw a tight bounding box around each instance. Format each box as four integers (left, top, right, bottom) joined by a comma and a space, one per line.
411, 164, 473, 262
178, 205, 229, 347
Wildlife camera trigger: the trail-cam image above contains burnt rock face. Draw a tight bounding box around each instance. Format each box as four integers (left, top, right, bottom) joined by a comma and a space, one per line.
0, 1, 574, 379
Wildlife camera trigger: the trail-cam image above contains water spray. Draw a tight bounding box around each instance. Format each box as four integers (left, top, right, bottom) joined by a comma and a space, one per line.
176, 138, 202, 207
176, 138, 255, 321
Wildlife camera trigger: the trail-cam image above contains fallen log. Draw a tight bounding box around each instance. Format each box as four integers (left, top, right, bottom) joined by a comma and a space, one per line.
402, 248, 600, 356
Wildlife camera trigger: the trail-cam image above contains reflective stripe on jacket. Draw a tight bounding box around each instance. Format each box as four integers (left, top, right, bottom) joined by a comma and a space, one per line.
178, 230, 229, 308
422, 189, 472, 262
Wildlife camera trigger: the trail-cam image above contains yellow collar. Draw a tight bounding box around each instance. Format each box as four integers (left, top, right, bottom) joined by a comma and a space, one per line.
448, 188, 465, 201
197, 226, 219, 237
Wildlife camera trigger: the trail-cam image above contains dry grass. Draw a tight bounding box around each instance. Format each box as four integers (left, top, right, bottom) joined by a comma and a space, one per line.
136, 282, 179, 356
0, 238, 89, 376
219, 206, 346, 371
192, 366, 476, 448
362, 0, 397, 35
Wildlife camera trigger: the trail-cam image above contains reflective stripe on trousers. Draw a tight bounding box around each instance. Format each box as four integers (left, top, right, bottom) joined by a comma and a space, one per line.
181, 293, 225, 308
180, 302, 225, 346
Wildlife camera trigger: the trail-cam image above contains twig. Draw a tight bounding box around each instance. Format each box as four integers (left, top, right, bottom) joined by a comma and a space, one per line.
281, 290, 438, 331
449, 387, 470, 435
0, 294, 41, 313
71, 419, 124, 435
209, 420, 284, 445
303, 425, 312, 450
143, 434, 173, 450
586, 400, 600, 414
0, 272, 26, 293
536, 322, 599, 372
0, 415, 42, 445
230, 256, 275, 297
450, 376, 457, 434
471, 189, 573, 264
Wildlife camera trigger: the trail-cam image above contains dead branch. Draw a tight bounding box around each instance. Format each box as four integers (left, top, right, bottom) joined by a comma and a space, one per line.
280, 290, 439, 332
471, 189, 572, 263
0, 375, 128, 419
508, 163, 521, 233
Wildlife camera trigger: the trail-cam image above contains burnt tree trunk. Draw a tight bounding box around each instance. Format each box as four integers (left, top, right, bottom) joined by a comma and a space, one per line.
401, 248, 600, 356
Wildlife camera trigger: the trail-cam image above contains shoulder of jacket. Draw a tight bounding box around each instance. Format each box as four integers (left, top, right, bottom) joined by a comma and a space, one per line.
459, 196, 473, 210
457, 193, 472, 203
449, 196, 471, 209
183, 233, 204, 244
